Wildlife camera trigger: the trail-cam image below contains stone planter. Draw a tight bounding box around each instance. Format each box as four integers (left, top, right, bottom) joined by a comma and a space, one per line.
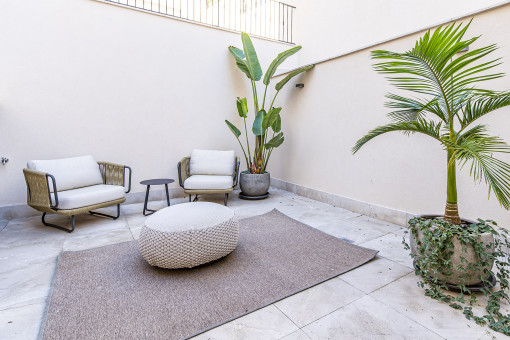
239, 171, 270, 198
410, 214, 494, 286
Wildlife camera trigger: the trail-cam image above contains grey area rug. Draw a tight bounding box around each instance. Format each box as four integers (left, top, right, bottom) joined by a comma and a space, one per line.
41, 209, 378, 340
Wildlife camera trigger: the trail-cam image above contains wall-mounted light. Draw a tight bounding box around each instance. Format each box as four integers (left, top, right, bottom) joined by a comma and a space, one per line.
296, 83, 304, 88
459, 46, 469, 53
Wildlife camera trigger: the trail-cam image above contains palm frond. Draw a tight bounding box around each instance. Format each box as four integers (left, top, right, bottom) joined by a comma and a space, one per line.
449, 127, 510, 208
459, 92, 510, 130
385, 94, 444, 122
352, 119, 443, 154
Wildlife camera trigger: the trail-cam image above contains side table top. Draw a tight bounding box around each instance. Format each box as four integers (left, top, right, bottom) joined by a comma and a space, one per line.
140, 178, 175, 186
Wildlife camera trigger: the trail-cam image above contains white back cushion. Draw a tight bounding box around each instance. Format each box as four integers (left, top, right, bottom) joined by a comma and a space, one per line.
27, 155, 103, 192
190, 149, 235, 176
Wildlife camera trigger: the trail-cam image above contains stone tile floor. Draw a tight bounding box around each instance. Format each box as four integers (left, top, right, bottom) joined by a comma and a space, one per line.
0, 188, 506, 339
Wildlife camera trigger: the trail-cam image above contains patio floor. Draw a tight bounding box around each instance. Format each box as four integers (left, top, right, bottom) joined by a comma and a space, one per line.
0, 188, 506, 339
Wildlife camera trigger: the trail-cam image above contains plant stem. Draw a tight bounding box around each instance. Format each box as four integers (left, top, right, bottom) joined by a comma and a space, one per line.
236, 136, 250, 170
243, 116, 252, 170
262, 85, 268, 109
444, 148, 461, 225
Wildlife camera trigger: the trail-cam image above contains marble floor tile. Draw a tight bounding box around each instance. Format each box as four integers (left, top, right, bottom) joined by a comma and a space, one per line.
370, 273, 505, 339
359, 232, 413, 269
279, 329, 311, 340
277, 205, 350, 228
0, 241, 62, 275
63, 228, 133, 251
231, 203, 281, 220
340, 256, 413, 294
316, 216, 403, 245
0, 260, 55, 310
302, 295, 444, 340
0, 216, 67, 249
191, 305, 298, 340
274, 278, 365, 327
0, 219, 8, 232
0, 302, 45, 340
130, 226, 142, 240
64, 214, 129, 238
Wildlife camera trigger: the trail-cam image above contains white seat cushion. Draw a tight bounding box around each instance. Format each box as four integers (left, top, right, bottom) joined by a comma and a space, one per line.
190, 149, 235, 176
27, 155, 103, 192
183, 175, 234, 190
52, 184, 125, 210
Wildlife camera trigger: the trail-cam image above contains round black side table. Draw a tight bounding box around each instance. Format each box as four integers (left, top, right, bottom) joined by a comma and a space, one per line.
140, 178, 175, 216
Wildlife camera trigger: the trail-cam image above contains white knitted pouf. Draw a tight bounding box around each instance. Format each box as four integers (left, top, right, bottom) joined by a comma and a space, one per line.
138, 202, 239, 269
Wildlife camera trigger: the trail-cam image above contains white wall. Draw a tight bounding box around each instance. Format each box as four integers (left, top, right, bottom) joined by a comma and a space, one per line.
292, 0, 505, 65
0, 0, 296, 208
271, 5, 510, 227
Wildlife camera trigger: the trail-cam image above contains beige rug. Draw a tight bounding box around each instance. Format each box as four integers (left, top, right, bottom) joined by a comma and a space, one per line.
41, 209, 377, 340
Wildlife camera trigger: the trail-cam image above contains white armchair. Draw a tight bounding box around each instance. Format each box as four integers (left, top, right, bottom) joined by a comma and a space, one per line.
177, 150, 240, 205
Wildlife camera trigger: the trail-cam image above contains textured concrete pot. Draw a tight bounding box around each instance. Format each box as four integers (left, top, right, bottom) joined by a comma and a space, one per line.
410, 214, 494, 286
239, 171, 270, 197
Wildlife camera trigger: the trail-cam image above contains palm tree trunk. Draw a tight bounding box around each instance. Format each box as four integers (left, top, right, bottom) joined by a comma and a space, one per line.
444, 149, 461, 225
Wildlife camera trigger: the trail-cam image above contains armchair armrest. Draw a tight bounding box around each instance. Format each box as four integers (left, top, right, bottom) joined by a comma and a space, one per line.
177, 157, 191, 188
98, 162, 132, 193
233, 157, 240, 187
23, 168, 59, 209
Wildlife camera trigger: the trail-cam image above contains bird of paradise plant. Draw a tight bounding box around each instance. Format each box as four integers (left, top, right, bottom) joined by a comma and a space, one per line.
226, 32, 314, 174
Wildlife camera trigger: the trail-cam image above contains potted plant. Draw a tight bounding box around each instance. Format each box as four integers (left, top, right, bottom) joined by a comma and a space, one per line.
353, 21, 510, 334
226, 33, 313, 198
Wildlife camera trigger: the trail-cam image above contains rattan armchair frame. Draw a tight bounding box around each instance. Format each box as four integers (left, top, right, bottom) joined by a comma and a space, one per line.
177, 156, 240, 206
23, 162, 132, 232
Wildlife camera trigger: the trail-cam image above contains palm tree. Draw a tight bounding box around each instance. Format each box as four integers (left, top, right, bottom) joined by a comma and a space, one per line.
353, 21, 510, 225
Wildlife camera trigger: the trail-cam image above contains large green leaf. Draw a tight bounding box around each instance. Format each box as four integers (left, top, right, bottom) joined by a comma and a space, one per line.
236, 97, 248, 118
228, 46, 252, 79
263, 46, 302, 85
272, 113, 281, 133
261, 107, 281, 129
225, 120, 241, 138
252, 110, 266, 136
241, 33, 262, 81
265, 132, 284, 148
275, 64, 314, 91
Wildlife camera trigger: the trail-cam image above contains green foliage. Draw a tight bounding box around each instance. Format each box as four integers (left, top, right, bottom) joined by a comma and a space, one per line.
352, 21, 510, 212
227, 33, 314, 173
404, 217, 510, 335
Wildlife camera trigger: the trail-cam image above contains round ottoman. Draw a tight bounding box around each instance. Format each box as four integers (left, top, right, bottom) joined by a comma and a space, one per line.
138, 202, 239, 269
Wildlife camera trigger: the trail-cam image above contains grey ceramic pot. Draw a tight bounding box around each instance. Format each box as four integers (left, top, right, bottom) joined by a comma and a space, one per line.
410, 214, 494, 286
239, 171, 270, 197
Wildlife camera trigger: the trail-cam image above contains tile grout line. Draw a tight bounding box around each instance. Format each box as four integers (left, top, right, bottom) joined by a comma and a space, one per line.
367, 273, 447, 340
272, 304, 311, 340
290, 278, 369, 330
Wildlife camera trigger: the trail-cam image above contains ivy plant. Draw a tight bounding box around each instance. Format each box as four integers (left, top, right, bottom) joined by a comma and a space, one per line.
404, 217, 510, 335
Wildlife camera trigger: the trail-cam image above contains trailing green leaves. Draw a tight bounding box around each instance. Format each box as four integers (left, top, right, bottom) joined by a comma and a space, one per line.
405, 217, 510, 335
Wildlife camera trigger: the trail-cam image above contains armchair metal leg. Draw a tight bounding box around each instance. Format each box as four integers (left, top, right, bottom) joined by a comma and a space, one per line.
89, 204, 121, 220
42, 213, 75, 233
224, 193, 228, 206
189, 194, 192, 202
193, 194, 198, 202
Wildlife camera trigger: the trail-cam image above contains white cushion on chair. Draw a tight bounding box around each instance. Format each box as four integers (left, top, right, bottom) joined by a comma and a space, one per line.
190, 150, 235, 176
27, 155, 103, 192
183, 175, 234, 190
52, 184, 125, 210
